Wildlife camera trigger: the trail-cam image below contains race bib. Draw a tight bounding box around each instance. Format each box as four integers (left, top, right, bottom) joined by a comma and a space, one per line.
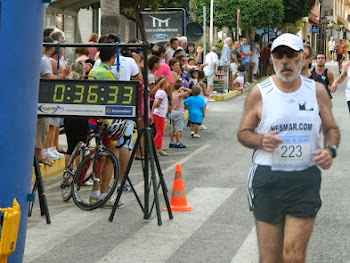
271, 134, 311, 171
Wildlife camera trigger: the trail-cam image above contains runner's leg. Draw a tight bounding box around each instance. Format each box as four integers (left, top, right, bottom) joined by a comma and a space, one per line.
283, 215, 315, 263
255, 220, 284, 262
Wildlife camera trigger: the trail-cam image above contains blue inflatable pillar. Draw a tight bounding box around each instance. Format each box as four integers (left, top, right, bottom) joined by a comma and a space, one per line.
0, 0, 47, 262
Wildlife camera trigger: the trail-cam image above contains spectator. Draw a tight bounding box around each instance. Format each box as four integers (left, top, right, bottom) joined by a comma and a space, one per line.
151, 44, 174, 86
220, 37, 233, 66
178, 36, 188, 50
169, 58, 189, 88
186, 42, 204, 65
184, 85, 205, 138
203, 46, 219, 100
39, 36, 70, 165
151, 76, 169, 156
188, 68, 199, 88
64, 61, 89, 171
43, 28, 54, 37
230, 41, 242, 89
241, 38, 252, 85
197, 70, 209, 130
92, 34, 143, 193
166, 37, 179, 63
335, 39, 347, 73
88, 33, 98, 61
232, 63, 246, 91
251, 35, 261, 81
260, 43, 272, 76
328, 36, 335, 62
169, 79, 192, 148
74, 47, 94, 74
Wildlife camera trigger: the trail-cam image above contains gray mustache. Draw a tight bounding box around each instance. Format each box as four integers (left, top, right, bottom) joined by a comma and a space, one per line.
281, 64, 293, 72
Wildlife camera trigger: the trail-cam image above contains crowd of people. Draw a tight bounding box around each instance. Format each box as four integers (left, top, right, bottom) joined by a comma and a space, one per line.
38, 30, 225, 202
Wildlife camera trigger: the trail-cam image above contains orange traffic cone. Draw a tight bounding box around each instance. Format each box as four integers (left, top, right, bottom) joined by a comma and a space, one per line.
165, 164, 193, 212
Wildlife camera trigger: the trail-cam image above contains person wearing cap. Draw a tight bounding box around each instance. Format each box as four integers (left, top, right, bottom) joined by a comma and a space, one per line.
237, 33, 340, 262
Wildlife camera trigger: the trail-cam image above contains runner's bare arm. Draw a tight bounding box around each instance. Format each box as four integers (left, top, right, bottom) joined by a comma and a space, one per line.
316, 83, 340, 147
327, 70, 334, 87
237, 86, 261, 149
313, 83, 340, 169
330, 61, 350, 92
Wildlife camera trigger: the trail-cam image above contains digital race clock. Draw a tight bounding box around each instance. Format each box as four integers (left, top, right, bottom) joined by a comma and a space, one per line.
38, 79, 139, 118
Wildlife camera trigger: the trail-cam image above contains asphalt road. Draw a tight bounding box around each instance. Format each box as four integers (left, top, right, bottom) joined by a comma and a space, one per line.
24, 62, 350, 263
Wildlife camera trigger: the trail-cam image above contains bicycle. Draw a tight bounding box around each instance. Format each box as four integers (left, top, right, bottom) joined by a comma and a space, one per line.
71, 121, 121, 211
60, 133, 94, 202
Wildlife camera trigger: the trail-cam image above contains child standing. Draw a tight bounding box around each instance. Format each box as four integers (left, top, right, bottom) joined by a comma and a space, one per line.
169, 79, 192, 148
184, 86, 205, 138
232, 63, 246, 91
188, 68, 199, 88
151, 77, 169, 156
197, 70, 209, 130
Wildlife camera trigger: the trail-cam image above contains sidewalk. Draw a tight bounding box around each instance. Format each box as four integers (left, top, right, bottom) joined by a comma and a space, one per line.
33, 80, 257, 180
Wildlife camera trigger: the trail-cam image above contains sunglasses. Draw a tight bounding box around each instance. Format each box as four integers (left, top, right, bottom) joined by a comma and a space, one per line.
272, 48, 300, 59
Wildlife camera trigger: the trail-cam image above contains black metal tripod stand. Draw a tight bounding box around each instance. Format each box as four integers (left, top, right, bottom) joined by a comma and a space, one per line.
109, 43, 173, 225
28, 154, 51, 224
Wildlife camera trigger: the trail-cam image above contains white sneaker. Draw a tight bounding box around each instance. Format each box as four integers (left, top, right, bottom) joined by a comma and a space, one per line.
193, 134, 201, 138
200, 125, 207, 130
42, 148, 59, 160
49, 147, 64, 159
52, 147, 65, 159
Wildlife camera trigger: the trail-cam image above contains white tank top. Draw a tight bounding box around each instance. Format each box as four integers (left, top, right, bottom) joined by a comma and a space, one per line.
346, 64, 350, 101
253, 76, 322, 171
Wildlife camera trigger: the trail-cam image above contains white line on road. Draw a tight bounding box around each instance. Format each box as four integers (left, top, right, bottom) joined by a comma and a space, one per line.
96, 187, 236, 263
231, 226, 258, 263
25, 144, 211, 262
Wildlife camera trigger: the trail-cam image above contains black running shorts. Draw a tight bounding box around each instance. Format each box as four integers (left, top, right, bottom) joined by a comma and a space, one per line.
248, 165, 322, 224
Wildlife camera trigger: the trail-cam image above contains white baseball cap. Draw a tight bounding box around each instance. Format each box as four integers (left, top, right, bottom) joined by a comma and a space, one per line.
271, 33, 303, 52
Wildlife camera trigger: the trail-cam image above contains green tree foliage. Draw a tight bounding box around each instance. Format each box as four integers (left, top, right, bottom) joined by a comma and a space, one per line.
194, 0, 284, 30
283, 0, 316, 23
239, 0, 284, 29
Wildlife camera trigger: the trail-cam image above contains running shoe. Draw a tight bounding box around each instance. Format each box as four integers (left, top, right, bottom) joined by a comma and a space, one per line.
200, 125, 207, 130
175, 143, 186, 148
193, 134, 201, 138
169, 143, 176, 148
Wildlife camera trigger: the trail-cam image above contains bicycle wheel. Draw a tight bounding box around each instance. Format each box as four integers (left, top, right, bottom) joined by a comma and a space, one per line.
61, 141, 85, 202
72, 149, 120, 210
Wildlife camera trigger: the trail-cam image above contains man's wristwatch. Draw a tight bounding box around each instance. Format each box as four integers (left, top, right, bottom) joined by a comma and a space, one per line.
325, 145, 337, 158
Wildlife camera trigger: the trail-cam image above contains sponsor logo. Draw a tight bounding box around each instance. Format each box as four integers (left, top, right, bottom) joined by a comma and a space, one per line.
105, 106, 134, 117
149, 15, 171, 27
152, 33, 169, 40
298, 100, 314, 111
38, 105, 64, 114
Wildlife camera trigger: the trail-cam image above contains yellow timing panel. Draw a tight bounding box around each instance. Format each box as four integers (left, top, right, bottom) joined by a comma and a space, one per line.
0, 199, 21, 262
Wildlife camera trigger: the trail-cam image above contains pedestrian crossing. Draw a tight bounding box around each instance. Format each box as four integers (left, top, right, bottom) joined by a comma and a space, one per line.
24, 187, 261, 263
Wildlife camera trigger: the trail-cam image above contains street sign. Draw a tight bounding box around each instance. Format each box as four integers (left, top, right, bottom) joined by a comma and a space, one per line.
310, 25, 319, 33
141, 8, 186, 43
38, 79, 139, 118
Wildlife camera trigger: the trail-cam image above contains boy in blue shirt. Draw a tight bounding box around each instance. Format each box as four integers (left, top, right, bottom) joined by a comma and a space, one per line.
184, 86, 205, 138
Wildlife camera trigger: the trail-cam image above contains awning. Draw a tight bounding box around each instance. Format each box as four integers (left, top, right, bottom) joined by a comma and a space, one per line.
336, 15, 348, 29
309, 16, 319, 24
49, 0, 99, 12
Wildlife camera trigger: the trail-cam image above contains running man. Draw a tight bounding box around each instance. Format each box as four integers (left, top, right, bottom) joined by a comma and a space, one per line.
237, 33, 340, 262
